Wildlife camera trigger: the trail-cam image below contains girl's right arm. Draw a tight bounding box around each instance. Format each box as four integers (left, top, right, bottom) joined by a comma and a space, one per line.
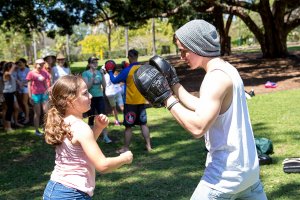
3, 64, 16, 81
75, 122, 133, 174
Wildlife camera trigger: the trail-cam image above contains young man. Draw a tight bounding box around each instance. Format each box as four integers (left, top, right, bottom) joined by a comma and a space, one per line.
105, 49, 152, 153
134, 20, 267, 200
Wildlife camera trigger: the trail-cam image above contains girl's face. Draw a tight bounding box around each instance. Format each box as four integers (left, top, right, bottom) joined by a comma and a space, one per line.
35, 62, 45, 70
71, 80, 92, 114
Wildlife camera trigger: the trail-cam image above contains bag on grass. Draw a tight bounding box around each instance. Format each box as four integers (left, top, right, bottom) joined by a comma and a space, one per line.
283, 158, 300, 173
255, 137, 273, 156
255, 137, 273, 165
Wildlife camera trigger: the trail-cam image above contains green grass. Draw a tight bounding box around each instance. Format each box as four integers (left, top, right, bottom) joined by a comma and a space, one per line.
1, 89, 300, 199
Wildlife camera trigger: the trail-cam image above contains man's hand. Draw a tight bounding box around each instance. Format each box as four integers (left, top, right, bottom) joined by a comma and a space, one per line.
133, 64, 172, 108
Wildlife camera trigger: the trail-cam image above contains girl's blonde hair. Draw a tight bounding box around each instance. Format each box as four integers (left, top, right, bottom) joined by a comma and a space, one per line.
44, 75, 84, 145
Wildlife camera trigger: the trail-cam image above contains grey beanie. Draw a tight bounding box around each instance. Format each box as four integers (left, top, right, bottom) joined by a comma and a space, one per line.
175, 20, 220, 57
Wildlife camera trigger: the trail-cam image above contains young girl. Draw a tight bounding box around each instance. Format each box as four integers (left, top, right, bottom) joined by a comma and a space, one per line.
43, 75, 133, 200
101, 63, 124, 126
16, 58, 30, 124
26, 59, 50, 136
2, 62, 21, 131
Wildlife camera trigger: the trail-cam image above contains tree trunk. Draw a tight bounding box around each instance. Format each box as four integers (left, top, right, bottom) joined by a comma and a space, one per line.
66, 34, 70, 62
125, 26, 129, 57
107, 20, 112, 57
258, 0, 288, 58
152, 18, 156, 56
213, 6, 232, 56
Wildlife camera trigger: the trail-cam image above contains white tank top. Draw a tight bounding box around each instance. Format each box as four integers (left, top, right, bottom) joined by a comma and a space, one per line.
197, 62, 259, 194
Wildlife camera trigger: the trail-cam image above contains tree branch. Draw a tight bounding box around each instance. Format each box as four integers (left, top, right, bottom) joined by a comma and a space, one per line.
214, 0, 260, 12
285, 18, 300, 33
159, 0, 192, 17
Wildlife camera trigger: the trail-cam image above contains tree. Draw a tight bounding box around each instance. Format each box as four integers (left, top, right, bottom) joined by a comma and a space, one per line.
107, 0, 300, 58
78, 34, 107, 56
107, 0, 234, 55
1, 1, 298, 58
209, 0, 300, 58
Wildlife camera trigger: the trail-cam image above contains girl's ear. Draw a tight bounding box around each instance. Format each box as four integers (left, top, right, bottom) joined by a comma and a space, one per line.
66, 98, 74, 108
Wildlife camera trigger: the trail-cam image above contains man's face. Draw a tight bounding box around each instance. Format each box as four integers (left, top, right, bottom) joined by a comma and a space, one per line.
176, 39, 201, 69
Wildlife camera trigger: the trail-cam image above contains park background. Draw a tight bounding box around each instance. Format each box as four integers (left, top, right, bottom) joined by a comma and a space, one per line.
0, 1, 300, 199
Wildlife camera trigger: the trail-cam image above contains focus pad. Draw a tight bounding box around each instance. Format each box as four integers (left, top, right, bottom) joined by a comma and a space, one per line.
134, 64, 172, 108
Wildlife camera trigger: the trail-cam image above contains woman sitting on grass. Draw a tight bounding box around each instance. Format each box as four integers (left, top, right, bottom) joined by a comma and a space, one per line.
43, 75, 133, 200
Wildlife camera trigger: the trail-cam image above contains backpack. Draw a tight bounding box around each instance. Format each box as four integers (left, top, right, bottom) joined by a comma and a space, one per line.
255, 137, 274, 156
255, 137, 274, 165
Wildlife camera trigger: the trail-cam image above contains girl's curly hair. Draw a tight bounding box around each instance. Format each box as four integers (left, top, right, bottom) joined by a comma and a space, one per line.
44, 75, 84, 145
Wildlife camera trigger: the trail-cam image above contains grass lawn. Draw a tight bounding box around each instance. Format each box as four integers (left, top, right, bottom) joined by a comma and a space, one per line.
0, 89, 300, 199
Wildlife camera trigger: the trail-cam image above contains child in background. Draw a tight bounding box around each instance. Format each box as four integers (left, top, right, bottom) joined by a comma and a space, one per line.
26, 59, 50, 136
102, 63, 124, 126
43, 75, 133, 200
16, 58, 30, 124
2, 62, 22, 131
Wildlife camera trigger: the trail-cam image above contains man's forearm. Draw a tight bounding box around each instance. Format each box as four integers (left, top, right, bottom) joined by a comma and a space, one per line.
172, 83, 200, 111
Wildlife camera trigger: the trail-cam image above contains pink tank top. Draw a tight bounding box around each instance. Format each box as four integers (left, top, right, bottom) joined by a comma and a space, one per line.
50, 138, 95, 196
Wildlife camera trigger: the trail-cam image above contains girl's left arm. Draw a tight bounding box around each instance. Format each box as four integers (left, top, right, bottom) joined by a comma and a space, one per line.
101, 71, 106, 91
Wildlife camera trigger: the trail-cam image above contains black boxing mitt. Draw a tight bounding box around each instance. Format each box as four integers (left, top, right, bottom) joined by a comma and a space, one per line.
149, 55, 179, 86
133, 64, 172, 108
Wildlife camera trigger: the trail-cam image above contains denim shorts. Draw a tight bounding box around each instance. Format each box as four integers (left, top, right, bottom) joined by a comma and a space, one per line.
107, 92, 124, 107
190, 180, 267, 200
43, 180, 91, 200
31, 93, 49, 104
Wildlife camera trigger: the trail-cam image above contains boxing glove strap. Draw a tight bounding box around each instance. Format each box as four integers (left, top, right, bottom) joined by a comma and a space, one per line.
167, 100, 179, 110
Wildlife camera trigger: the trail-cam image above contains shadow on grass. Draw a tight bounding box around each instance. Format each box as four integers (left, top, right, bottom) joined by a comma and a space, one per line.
0, 129, 54, 199
268, 182, 300, 200
170, 52, 300, 95
0, 114, 205, 199
1, 112, 299, 199
94, 115, 206, 200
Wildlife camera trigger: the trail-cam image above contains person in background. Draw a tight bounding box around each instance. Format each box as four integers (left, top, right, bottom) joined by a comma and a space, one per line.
82, 57, 112, 144
51, 53, 70, 84
43, 62, 52, 88
120, 61, 129, 102
26, 59, 51, 136
43, 75, 133, 200
0, 61, 7, 126
43, 52, 56, 84
102, 64, 124, 126
2, 62, 22, 131
16, 58, 30, 124
43, 53, 56, 69
105, 49, 152, 153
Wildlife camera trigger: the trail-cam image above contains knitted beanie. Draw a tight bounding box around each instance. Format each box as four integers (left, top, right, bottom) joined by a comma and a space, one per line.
175, 20, 220, 57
